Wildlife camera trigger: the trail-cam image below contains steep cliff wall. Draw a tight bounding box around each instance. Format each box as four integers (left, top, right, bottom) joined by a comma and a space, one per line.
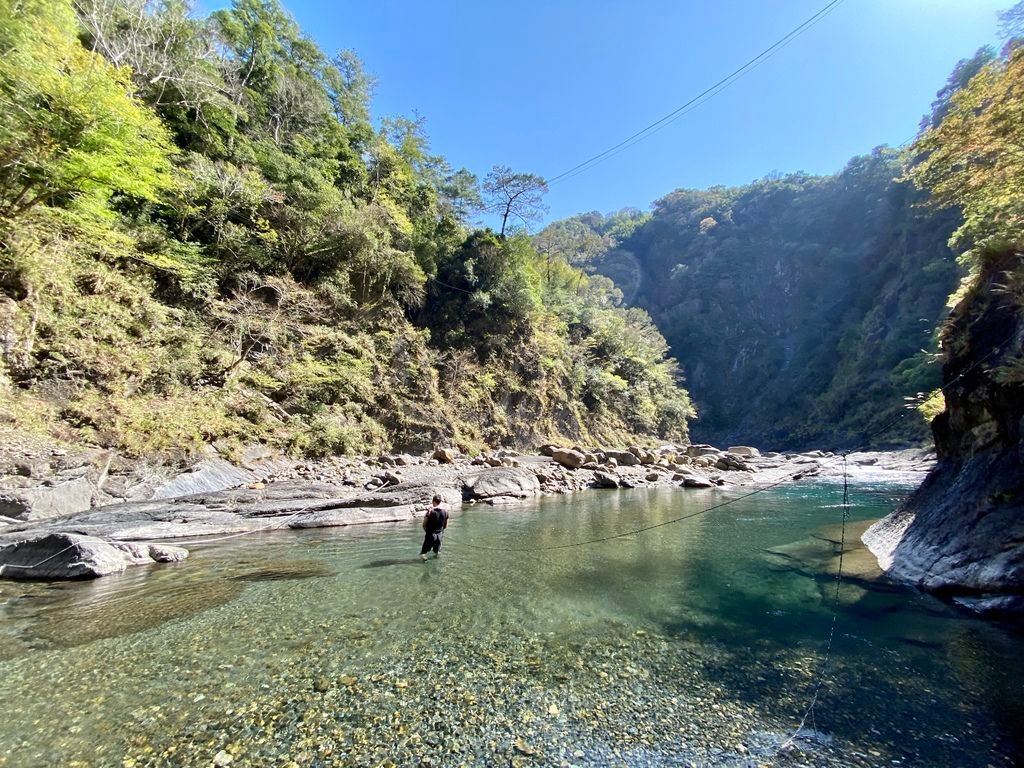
863, 251, 1024, 614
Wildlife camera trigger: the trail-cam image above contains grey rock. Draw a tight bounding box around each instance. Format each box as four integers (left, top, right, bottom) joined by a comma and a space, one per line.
0, 476, 94, 521
592, 471, 619, 489
686, 444, 720, 458
604, 450, 640, 467
354, 479, 462, 508
1, 481, 344, 542
627, 446, 657, 465
462, 467, 540, 500
0, 532, 187, 580
727, 446, 760, 457
152, 458, 256, 499
863, 452, 1024, 604
289, 505, 418, 528
146, 543, 190, 563
551, 448, 585, 469
432, 447, 458, 464
682, 475, 715, 489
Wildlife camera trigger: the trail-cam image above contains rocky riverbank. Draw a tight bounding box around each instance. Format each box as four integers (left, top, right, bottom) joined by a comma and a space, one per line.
0, 427, 933, 581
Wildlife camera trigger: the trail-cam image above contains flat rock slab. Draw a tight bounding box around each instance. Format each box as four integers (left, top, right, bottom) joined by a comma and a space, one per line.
349, 479, 462, 509
0, 481, 347, 542
0, 476, 95, 521
152, 458, 258, 499
289, 505, 418, 528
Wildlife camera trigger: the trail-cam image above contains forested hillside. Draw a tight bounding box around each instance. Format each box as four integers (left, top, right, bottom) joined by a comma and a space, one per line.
542, 151, 962, 450
0, 0, 692, 459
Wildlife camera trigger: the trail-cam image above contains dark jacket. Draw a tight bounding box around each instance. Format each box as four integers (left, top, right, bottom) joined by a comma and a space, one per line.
422, 506, 449, 534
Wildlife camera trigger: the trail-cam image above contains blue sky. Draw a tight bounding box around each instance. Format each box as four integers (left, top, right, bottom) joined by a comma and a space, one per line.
241, 0, 1008, 222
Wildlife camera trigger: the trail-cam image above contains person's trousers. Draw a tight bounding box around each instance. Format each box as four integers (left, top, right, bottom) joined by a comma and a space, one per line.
420, 532, 443, 554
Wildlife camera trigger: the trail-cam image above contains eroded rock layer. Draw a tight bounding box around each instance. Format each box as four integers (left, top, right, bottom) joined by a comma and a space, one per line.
864, 253, 1024, 614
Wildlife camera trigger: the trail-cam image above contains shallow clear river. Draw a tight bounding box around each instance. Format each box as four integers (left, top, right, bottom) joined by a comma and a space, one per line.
1, 481, 1022, 767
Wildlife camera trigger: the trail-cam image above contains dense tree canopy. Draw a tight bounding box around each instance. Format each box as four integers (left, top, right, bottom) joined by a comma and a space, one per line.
909, 47, 1024, 263
543, 152, 962, 449
0, 0, 691, 456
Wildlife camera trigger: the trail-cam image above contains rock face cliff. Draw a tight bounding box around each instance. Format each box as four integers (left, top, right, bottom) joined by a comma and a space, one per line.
863, 251, 1024, 614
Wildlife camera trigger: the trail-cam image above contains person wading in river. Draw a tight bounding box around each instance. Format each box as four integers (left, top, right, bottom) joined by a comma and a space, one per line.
420, 495, 448, 561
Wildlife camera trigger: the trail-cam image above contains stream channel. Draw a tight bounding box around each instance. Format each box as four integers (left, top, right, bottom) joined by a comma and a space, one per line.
1, 479, 1021, 767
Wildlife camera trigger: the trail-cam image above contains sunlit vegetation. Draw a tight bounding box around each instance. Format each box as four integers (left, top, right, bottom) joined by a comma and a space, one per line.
0, 0, 691, 458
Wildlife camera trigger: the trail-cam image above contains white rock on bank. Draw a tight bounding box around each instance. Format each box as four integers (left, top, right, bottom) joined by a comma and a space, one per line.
727, 446, 760, 457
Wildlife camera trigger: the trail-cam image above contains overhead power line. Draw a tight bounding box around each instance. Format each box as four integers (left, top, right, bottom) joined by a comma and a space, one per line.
544, 0, 847, 187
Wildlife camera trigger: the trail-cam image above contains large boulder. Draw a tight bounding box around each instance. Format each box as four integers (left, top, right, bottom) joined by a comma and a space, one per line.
715, 454, 752, 472
686, 445, 721, 458
153, 458, 257, 499
462, 467, 540, 500
0, 532, 187, 580
551, 448, 585, 469
727, 446, 760, 458
432, 447, 459, 464
681, 474, 715, 489
0, 476, 95, 522
592, 471, 620, 489
604, 450, 640, 467
627, 446, 657, 465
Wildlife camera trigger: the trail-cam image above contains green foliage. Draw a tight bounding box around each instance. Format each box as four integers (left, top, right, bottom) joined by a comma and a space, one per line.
0, 0, 174, 220
482, 166, 548, 237
908, 48, 1024, 265
0, 0, 691, 458
547, 150, 961, 449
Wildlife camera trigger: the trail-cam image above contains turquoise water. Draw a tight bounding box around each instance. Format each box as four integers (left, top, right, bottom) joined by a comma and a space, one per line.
0, 482, 1021, 767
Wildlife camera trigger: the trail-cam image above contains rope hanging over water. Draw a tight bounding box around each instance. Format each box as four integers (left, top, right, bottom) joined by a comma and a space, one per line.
777, 454, 851, 753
